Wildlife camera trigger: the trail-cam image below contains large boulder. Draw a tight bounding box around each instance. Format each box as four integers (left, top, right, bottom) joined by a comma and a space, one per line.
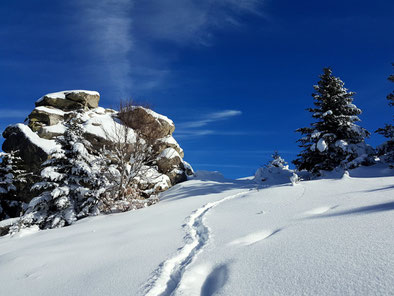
35, 90, 100, 111
37, 123, 66, 140
28, 107, 65, 132
156, 148, 183, 174
120, 107, 175, 139
167, 169, 187, 185
2, 124, 57, 170
154, 136, 184, 158
65, 91, 100, 109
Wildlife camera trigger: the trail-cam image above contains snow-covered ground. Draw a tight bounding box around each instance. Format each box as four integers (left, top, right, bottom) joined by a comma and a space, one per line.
0, 166, 393, 296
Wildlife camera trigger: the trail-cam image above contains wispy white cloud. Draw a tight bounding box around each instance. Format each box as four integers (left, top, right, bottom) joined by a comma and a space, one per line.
186, 149, 297, 156
175, 130, 274, 138
133, 0, 262, 45
174, 109, 244, 137
74, 0, 263, 95
76, 0, 133, 97
179, 110, 242, 128
175, 129, 216, 137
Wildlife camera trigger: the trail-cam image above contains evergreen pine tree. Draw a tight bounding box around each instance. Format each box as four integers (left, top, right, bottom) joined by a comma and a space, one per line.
18, 111, 106, 230
293, 68, 373, 173
0, 150, 28, 220
387, 63, 394, 107
375, 64, 394, 163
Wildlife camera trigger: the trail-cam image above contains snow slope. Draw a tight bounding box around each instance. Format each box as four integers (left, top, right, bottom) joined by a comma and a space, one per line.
0, 165, 393, 296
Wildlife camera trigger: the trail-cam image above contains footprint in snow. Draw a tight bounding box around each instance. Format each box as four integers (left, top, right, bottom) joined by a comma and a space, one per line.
175, 263, 230, 296
228, 229, 280, 246
201, 264, 229, 296
303, 205, 338, 216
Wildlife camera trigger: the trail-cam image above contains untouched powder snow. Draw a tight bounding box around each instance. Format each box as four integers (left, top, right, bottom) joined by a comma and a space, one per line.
83, 112, 136, 143
158, 148, 181, 160
33, 106, 65, 116
36, 90, 99, 103
317, 138, 328, 152
13, 123, 59, 154
41, 123, 67, 135
0, 165, 393, 295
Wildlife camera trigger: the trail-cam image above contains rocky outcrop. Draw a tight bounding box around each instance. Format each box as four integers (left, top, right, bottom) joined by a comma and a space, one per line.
28, 107, 65, 132
2, 124, 56, 171
154, 136, 184, 158
121, 106, 175, 139
2, 90, 193, 206
157, 148, 183, 173
35, 90, 100, 111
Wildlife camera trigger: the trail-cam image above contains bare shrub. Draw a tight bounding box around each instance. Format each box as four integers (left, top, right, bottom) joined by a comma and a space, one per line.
99, 100, 159, 213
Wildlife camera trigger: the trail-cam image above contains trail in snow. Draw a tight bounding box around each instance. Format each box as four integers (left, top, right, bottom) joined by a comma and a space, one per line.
143, 190, 252, 296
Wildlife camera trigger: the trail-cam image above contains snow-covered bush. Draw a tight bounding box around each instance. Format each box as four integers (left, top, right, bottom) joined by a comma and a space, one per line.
254, 152, 298, 186
98, 101, 162, 212
294, 68, 374, 174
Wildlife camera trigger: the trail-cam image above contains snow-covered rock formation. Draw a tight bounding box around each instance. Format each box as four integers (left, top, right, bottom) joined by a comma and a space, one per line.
1, 90, 193, 206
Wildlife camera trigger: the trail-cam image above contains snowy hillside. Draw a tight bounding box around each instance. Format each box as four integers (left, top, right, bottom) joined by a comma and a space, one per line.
0, 165, 393, 296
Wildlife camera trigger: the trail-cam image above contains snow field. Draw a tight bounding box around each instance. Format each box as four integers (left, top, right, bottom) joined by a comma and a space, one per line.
0, 166, 393, 296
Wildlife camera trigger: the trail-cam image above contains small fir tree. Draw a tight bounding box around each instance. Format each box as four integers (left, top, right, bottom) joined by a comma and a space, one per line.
255, 152, 298, 185
266, 151, 288, 169
294, 68, 373, 173
18, 111, 106, 230
0, 150, 29, 220
375, 64, 394, 163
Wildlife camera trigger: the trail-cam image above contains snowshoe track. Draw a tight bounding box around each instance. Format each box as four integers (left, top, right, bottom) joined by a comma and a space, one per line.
144, 190, 251, 296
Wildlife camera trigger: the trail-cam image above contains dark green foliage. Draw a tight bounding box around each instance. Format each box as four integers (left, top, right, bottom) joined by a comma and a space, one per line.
18, 111, 106, 230
375, 64, 394, 163
294, 68, 372, 173
0, 150, 29, 220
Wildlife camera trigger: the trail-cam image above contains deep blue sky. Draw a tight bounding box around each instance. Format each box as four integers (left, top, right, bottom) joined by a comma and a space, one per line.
0, 0, 393, 178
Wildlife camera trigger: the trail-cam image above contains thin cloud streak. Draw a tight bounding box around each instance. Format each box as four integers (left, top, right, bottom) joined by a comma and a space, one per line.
74, 0, 263, 95
175, 130, 274, 138
186, 149, 298, 156
178, 110, 242, 128
175, 108, 273, 138
76, 0, 133, 97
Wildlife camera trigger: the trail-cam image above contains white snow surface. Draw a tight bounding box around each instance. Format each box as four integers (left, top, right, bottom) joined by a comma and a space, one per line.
157, 136, 178, 146
158, 148, 181, 160
41, 123, 67, 135
13, 123, 59, 154
317, 138, 328, 152
34, 106, 65, 116
1, 164, 394, 296
36, 90, 99, 103
82, 111, 136, 143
